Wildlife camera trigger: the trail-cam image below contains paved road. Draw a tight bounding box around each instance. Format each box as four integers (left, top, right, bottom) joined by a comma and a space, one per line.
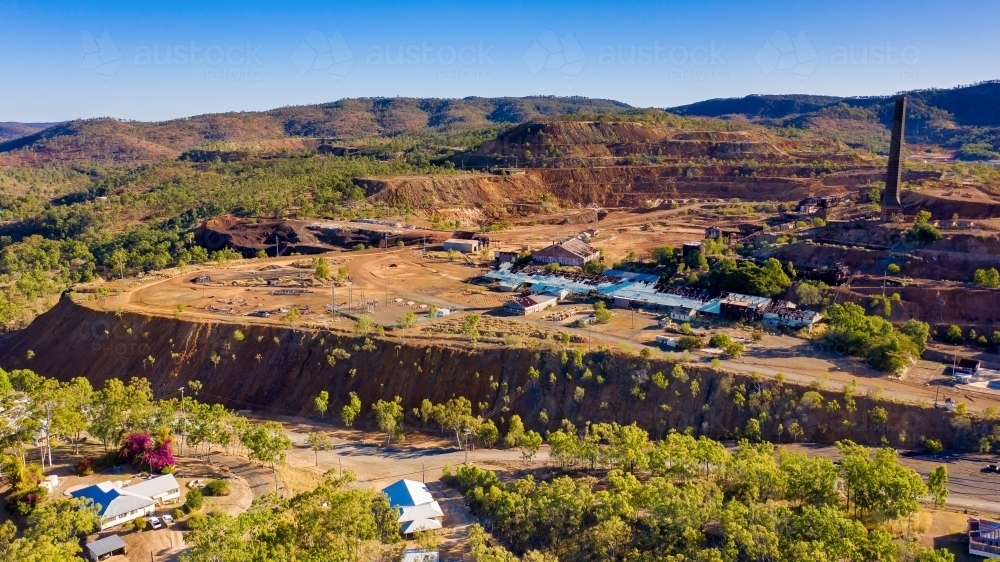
273, 418, 1000, 516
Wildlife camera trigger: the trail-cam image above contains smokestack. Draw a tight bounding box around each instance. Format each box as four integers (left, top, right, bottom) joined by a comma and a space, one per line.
881, 96, 906, 221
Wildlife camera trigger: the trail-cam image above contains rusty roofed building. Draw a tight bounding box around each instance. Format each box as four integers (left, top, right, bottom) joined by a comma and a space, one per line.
532, 238, 600, 267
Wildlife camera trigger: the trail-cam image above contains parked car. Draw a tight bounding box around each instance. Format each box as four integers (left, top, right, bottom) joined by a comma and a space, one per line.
162, 514, 174, 526
983, 464, 999, 473
148, 516, 162, 530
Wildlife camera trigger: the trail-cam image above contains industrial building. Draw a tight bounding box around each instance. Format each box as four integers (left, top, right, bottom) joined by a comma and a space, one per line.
443, 238, 480, 253
670, 307, 698, 322
503, 293, 559, 315
485, 263, 826, 329
762, 301, 823, 328
495, 250, 520, 263
532, 238, 600, 267
717, 294, 771, 322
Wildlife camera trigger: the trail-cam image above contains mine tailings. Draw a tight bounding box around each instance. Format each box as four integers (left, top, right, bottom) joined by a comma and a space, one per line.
1, 297, 987, 450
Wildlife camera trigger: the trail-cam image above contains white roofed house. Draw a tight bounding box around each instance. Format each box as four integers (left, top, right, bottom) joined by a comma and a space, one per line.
121, 474, 181, 505
71, 482, 156, 531
70, 475, 180, 531
381, 479, 444, 538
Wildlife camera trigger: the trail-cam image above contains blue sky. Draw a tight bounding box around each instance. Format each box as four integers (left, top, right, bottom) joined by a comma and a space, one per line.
0, 0, 997, 122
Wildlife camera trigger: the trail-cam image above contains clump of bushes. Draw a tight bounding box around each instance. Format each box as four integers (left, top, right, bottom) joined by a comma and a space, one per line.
185, 512, 206, 531
203, 480, 231, 497
185, 489, 204, 512
74, 458, 94, 476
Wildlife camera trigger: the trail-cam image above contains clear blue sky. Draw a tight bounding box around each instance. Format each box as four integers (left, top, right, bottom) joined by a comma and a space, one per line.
1, 0, 997, 122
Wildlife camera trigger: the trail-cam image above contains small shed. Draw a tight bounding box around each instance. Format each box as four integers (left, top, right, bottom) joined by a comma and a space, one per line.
955, 358, 981, 376
705, 226, 723, 240
86, 534, 127, 561
495, 250, 519, 263
681, 242, 702, 257
655, 335, 678, 348
401, 550, 439, 562
443, 239, 480, 253
670, 307, 698, 322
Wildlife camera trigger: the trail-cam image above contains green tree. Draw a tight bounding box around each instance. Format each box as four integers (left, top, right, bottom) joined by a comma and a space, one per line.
240, 421, 292, 491
396, 311, 417, 329
593, 301, 613, 324
927, 465, 948, 508
477, 419, 499, 449
313, 257, 331, 280
504, 415, 525, 448
307, 431, 331, 466
313, 390, 330, 420
944, 324, 964, 344
518, 430, 543, 460
185, 488, 205, 511
373, 396, 405, 445
341, 392, 362, 427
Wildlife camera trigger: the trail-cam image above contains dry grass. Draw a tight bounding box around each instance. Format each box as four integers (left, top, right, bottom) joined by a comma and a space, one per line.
276, 462, 327, 495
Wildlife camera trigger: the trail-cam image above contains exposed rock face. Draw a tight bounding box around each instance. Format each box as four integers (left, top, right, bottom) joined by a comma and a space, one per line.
0, 298, 981, 449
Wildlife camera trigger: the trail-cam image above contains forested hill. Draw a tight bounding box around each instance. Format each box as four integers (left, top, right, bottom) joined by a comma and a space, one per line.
0, 122, 57, 142
0, 96, 632, 167
668, 81, 1000, 126
667, 81, 1000, 154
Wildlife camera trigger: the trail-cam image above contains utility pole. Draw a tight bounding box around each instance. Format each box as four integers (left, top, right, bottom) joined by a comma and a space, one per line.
178, 386, 185, 456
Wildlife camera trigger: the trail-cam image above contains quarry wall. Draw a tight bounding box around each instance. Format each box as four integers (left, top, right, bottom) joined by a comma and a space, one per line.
0, 298, 989, 450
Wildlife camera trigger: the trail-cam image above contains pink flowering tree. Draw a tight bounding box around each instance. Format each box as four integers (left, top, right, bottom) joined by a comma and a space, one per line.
119, 432, 175, 473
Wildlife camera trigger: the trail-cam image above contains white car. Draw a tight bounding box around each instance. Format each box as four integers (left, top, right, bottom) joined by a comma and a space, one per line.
162, 514, 174, 526
148, 516, 162, 530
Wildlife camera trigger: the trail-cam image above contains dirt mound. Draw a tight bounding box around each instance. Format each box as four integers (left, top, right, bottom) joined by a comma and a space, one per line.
201, 217, 442, 254
0, 298, 986, 449
357, 173, 550, 212
903, 189, 1000, 220
200, 218, 337, 256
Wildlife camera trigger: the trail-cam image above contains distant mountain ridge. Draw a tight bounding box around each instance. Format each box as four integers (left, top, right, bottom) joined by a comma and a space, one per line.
0, 96, 632, 167
0, 122, 59, 143
667, 81, 1000, 153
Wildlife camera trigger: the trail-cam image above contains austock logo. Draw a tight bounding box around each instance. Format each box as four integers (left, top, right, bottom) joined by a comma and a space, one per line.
754, 30, 819, 78
523, 29, 586, 79
291, 30, 355, 79
81, 30, 123, 84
